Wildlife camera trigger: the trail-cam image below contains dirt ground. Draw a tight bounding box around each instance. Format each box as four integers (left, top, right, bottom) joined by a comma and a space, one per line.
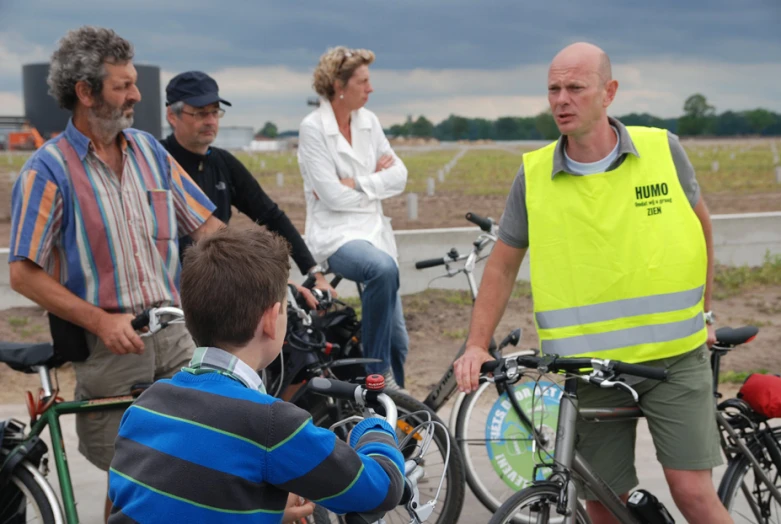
1, 284, 779, 404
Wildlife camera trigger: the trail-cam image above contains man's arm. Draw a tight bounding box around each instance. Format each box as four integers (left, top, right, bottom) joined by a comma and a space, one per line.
166, 154, 218, 237
454, 240, 526, 393
668, 131, 715, 344
10, 260, 144, 354
222, 151, 318, 275
455, 164, 529, 392
693, 196, 716, 345
188, 214, 225, 242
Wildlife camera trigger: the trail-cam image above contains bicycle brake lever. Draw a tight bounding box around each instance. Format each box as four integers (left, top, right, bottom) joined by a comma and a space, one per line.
597, 378, 640, 403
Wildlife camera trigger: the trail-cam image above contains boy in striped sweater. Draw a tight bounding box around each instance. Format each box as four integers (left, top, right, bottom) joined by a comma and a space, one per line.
108, 227, 404, 523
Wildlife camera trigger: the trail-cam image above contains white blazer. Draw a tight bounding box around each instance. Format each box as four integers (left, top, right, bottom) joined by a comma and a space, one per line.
297, 99, 408, 264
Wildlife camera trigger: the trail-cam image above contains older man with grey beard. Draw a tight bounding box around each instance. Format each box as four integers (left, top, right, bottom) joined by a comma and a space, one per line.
8, 26, 224, 522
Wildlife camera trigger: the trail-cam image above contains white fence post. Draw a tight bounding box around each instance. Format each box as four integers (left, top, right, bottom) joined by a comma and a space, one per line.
407, 193, 418, 220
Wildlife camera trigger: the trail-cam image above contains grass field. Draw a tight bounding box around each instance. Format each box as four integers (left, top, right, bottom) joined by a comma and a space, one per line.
231, 139, 781, 197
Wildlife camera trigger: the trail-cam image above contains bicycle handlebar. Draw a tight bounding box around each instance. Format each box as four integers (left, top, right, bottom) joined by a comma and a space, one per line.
465, 211, 493, 232
415, 257, 448, 269
480, 354, 667, 382
307, 377, 398, 429
610, 360, 667, 381
131, 310, 150, 330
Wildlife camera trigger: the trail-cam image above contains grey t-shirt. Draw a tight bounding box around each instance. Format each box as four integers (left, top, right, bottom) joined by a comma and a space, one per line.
498, 118, 701, 249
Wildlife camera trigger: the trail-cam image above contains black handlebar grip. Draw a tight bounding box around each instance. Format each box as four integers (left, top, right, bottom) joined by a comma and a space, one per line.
308, 377, 361, 401
480, 359, 502, 374
301, 274, 317, 289
330, 274, 343, 288
415, 257, 447, 270
612, 361, 668, 381
131, 310, 150, 330
465, 212, 493, 232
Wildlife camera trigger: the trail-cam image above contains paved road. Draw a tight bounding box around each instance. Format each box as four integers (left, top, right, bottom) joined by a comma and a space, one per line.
2, 402, 733, 523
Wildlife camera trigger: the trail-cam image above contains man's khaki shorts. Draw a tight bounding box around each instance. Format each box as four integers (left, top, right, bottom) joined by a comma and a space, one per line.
574, 344, 723, 500
72, 322, 195, 471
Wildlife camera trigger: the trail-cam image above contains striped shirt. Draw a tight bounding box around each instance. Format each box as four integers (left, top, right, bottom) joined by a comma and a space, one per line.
108, 348, 405, 523
8, 120, 216, 313
183, 346, 267, 393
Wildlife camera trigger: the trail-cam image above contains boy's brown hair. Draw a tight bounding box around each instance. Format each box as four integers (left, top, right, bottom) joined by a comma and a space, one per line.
181, 227, 290, 348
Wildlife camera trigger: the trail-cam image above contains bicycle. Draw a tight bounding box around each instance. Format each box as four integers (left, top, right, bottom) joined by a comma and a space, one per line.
0, 306, 185, 524
487, 326, 780, 524
266, 285, 465, 524
414, 211, 546, 513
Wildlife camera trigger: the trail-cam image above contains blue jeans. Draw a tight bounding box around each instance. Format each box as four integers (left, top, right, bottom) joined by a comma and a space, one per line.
327, 240, 409, 387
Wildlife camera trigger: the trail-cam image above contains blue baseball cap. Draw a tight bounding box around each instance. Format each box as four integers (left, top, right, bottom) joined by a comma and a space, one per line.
165, 71, 232, 108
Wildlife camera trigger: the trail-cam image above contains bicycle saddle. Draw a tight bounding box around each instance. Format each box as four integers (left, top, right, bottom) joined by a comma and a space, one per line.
0, 342, 55, 373
714, 326, 759, 348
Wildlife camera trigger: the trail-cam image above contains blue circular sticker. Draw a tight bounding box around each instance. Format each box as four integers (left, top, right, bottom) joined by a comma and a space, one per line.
484, 380, 562, 491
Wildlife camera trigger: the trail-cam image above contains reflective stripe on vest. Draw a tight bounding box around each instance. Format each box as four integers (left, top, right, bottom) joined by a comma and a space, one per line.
524, 126, 708, 363
535, 285, 704, 330
541, 312, 704, 356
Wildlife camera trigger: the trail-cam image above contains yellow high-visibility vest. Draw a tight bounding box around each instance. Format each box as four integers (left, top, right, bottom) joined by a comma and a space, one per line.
524, 126, 707, 363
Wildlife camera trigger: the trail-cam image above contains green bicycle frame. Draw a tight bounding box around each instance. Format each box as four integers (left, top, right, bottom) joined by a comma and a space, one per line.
26, 395, 134, 524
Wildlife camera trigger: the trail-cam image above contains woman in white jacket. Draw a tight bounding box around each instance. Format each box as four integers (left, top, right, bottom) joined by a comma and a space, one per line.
297, 47, 409, 390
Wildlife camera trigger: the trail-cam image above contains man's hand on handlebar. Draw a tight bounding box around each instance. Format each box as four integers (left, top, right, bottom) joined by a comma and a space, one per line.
454, 345, 495, 393
96, 312, 145, 356
289, 280, 319, 310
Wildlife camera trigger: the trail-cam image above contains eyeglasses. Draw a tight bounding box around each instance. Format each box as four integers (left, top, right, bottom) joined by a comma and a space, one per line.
338, 50, 354, 73
181, 108, 226, 120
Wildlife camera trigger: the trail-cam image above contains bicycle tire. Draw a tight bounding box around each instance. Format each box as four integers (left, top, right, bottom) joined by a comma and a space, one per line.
456, 376, 557, 514
488, 485, 591, 524
718, 426, 781, 523
311, 390, 466, 524
0, 461, 59, 524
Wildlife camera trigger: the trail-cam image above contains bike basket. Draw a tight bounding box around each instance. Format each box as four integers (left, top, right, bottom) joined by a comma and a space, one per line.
738, 373, 781, 419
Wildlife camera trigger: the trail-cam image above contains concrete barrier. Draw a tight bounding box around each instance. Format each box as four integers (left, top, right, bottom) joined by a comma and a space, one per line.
1, 211, 780, 307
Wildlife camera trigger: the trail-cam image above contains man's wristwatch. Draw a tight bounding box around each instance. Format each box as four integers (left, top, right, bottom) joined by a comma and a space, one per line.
308, 264, 327, 279
704, 310, 715, 325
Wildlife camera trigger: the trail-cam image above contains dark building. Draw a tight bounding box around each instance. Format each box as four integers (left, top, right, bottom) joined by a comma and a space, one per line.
22, 63, 162, 138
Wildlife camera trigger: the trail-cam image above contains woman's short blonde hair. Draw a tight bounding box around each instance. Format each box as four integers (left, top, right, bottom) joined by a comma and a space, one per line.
312, 46, 375, 100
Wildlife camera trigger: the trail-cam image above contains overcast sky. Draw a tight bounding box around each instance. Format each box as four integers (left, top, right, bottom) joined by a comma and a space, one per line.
1, 0, 779, 131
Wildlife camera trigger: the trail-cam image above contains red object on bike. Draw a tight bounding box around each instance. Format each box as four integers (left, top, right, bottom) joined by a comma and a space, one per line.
366, 374, 385, 391
738, 374, 781, 418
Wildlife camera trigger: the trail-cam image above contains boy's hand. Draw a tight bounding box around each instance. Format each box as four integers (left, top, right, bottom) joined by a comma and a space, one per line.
282, 493, 315, 523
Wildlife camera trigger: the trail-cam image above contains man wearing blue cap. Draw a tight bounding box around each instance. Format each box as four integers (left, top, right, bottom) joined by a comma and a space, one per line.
161, 71, 334, 301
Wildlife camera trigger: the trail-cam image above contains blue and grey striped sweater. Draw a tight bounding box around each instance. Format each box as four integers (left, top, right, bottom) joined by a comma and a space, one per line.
108, 371, 405, 523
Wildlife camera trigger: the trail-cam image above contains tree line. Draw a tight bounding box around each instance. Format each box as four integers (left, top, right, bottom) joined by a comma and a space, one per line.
257, 94, 781, 140
386, 94, 781, 140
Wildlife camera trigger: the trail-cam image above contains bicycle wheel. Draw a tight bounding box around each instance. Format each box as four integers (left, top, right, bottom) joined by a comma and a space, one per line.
456, 376, 560, 513
312, 390, 466, 524
0, 461, 58, 524
719, 426, 781, 523
489, 485, 590, 524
